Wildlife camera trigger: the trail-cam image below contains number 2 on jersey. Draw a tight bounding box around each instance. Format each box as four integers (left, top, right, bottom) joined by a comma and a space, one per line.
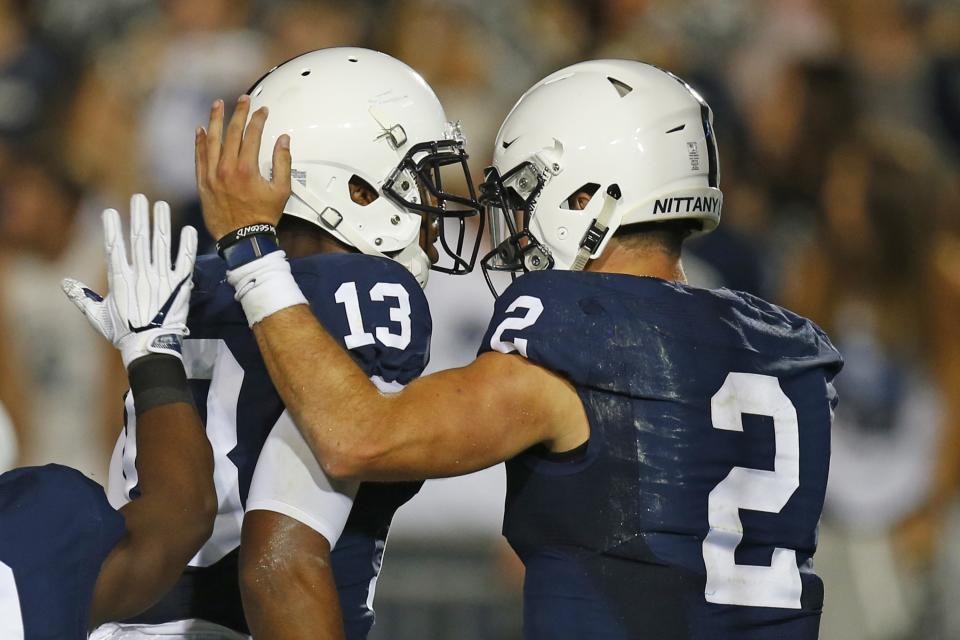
335, 282, 411, 350
702, 372, 802, 609
489, 295, 544, 357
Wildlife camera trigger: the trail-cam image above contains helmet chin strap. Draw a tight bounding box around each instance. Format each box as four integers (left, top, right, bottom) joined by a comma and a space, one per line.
570, 184, 622, 271
289, 180, 431, 287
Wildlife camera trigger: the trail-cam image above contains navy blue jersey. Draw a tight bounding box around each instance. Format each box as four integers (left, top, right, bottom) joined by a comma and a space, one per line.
113, 253, 430, 636
0, 464, 126, 639
478, 271, 842, 640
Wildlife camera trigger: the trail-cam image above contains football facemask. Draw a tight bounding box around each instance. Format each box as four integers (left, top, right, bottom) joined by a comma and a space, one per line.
383, 136, 485, 276
479, 163, 555, 296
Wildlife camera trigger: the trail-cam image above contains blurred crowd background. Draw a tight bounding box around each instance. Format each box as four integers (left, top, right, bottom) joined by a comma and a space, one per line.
0, 0, 958, 638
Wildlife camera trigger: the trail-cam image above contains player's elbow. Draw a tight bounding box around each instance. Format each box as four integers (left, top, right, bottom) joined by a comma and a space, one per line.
193, 489, 218, 543
318, 436, 394, 482
192, 454, 218, 541
169, 483, 217, 554
170, 510, 216, 563
183, 481, 218, 546
318, 448, 372, 482
303, 416, 391, 481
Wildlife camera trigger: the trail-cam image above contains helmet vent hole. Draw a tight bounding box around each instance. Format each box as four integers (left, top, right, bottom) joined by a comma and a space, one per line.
252, 85, 264, 97
607, 77, 633, 98
665, 124, 686, 133
348, 175, 379, 206
348, 56, 359, 62
300, 69, 311, 76
561, 183, 601, 210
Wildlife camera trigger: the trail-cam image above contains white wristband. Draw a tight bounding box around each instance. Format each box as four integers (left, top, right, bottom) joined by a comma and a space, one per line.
227, 251, 308, 326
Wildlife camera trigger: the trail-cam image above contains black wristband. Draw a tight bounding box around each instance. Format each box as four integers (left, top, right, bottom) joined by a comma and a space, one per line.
221, 233, 282, 270
128, 353, 194, 416
216, 224, 278, 256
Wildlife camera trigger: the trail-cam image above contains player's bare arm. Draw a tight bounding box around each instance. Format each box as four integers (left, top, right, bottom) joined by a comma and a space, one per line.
196, 97, 588, 481
88, 383, 213, 625
62, 196, 216, 626
240, 510, 346, 640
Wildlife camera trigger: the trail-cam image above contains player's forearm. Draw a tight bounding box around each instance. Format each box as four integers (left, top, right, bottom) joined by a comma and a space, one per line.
90, 403, 214, 625
90, 355, 215, 626
126, 355, 216, 541
252, 304, 389, 478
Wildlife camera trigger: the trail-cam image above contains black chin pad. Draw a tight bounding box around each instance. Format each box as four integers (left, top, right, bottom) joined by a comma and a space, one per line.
498, 239, 522, 265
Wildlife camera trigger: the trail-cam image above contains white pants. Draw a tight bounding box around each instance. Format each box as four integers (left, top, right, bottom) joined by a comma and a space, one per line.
89, 620, 249, 640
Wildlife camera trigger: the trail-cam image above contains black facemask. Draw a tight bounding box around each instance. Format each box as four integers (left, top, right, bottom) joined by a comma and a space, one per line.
382, 140, 485, 276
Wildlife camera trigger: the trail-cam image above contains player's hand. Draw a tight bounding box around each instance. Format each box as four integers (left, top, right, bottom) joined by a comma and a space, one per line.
61, 194, 198, 368
195, 96, 291, 240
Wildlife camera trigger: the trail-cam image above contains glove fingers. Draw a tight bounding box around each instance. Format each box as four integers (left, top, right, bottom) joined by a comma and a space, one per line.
153, 200, 172, 275
103, 208, 126, 265
102, 208, 128, 296
173, 225, 198, 284
130, 193, 151, 275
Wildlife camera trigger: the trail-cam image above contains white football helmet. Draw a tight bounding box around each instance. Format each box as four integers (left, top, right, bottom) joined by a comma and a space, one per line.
480, 60, 723, 292
248, 47, 482, 287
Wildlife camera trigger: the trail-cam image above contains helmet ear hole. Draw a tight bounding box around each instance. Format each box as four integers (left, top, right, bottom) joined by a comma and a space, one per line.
348, 175, 379, 206
561, 183, 600, 210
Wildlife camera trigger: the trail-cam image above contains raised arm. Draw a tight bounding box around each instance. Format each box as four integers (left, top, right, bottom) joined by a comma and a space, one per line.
195, 98, 587, 482
89, 355, 215, 624
62, 196, 216, 626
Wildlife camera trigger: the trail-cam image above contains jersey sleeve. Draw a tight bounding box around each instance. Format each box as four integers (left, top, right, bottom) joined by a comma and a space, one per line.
291, 254, 432, 385
477, 272, 606, 386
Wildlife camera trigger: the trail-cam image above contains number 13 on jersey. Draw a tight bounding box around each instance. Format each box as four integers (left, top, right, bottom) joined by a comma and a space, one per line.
335, 281, 412, 350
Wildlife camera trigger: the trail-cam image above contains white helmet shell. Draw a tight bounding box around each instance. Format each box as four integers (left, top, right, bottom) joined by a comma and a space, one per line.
249, 47, 461, 286
488, 59, 722, 273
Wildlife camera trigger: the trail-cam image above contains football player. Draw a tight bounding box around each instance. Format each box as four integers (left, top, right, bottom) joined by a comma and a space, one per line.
198, 59, 843, 639
100, 48, 482, 639
0, 196, 215, 639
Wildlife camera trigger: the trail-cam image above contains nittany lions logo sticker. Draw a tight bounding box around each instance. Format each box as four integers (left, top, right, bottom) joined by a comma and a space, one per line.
652, 195, 720, 215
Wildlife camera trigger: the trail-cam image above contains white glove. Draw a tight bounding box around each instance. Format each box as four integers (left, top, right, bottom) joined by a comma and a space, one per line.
62, 194, 198, 368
